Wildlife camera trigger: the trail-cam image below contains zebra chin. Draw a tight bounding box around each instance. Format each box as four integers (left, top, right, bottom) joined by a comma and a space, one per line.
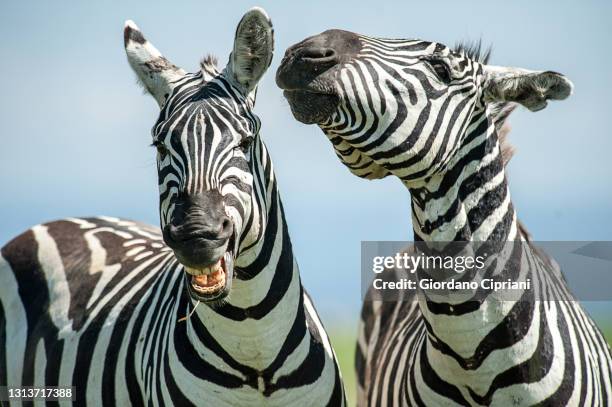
282, 89, 339, 124
183, 250, 235, 303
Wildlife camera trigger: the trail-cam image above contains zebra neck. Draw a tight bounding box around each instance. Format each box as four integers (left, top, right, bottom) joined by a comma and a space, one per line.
407, 114, 520, 242
403, 115, 545, 385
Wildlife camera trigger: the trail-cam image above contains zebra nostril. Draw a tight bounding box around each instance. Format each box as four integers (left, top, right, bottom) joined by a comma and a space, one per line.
218, 217, 232, 239
299, 47, 337, 62
222, 218, 231, 231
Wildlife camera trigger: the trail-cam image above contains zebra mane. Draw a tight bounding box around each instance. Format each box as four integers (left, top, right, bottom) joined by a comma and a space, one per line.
454, 39, 491, 64
490, 100, 533, 241
490, 102, 516, 168
200, 54, 219, 73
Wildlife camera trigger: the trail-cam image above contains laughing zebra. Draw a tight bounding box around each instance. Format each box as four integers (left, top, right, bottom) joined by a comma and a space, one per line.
276, 30, 612, 405
0, 9, 345, 406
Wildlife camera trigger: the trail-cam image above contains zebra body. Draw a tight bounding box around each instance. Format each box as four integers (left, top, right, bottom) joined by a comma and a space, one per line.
0, 8, 345, 406
277, 30, 612, 406
0, 216, 342, 406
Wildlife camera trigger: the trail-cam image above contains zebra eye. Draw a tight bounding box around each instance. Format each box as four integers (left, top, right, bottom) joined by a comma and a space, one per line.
427, 59, 452, 83
152, 140, 168, 158
237, 136, 254, 152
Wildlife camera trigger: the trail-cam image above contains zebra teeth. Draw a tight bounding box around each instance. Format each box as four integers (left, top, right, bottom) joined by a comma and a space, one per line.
184, 252, 233, 300
184, 258, 223, 276
188, 255, 228, 295
191, 267, 226, 294
184, 266, 203, 276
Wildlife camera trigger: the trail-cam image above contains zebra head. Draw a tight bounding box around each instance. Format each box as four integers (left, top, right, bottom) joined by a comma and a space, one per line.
276, 30, 573, 183
124, 8, 274, 303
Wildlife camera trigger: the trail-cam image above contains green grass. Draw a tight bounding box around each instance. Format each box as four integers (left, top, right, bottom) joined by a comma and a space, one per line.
329, 328, 357, 407
604, 326, 612, 344
330, 325, 612, 407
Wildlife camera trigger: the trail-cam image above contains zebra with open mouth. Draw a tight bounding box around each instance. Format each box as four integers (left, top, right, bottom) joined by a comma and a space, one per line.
0, 9, 346, 406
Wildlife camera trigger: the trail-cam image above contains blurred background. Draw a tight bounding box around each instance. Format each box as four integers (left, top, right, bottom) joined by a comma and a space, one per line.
1, 1, 611, 403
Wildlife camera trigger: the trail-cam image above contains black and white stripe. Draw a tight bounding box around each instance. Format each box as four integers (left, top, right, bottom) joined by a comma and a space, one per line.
278, 31, 612, 406
0, 9, 345, 406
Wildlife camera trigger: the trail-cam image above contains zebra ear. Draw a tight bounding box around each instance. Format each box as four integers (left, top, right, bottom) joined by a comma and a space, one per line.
227, 7, 274, 95
124, 20, 185, 107
483, 66, 573, 112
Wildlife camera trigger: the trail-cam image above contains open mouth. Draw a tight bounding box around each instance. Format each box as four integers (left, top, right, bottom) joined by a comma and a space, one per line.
183, 251, 234, 303
282, 89, 340, 124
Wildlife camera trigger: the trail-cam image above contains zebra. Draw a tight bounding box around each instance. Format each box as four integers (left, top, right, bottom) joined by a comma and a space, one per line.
0, 9, 346, 406
276, 30, 612, 406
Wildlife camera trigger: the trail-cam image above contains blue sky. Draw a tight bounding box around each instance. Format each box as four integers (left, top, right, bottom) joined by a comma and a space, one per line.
1, 1, 611, 327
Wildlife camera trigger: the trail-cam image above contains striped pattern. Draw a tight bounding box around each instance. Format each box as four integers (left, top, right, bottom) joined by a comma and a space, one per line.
285, 34, 612, 405
152, 66, 261, 238
319, 38, 490, 185
0, 215, 343, 405
0, 12, 345, 404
